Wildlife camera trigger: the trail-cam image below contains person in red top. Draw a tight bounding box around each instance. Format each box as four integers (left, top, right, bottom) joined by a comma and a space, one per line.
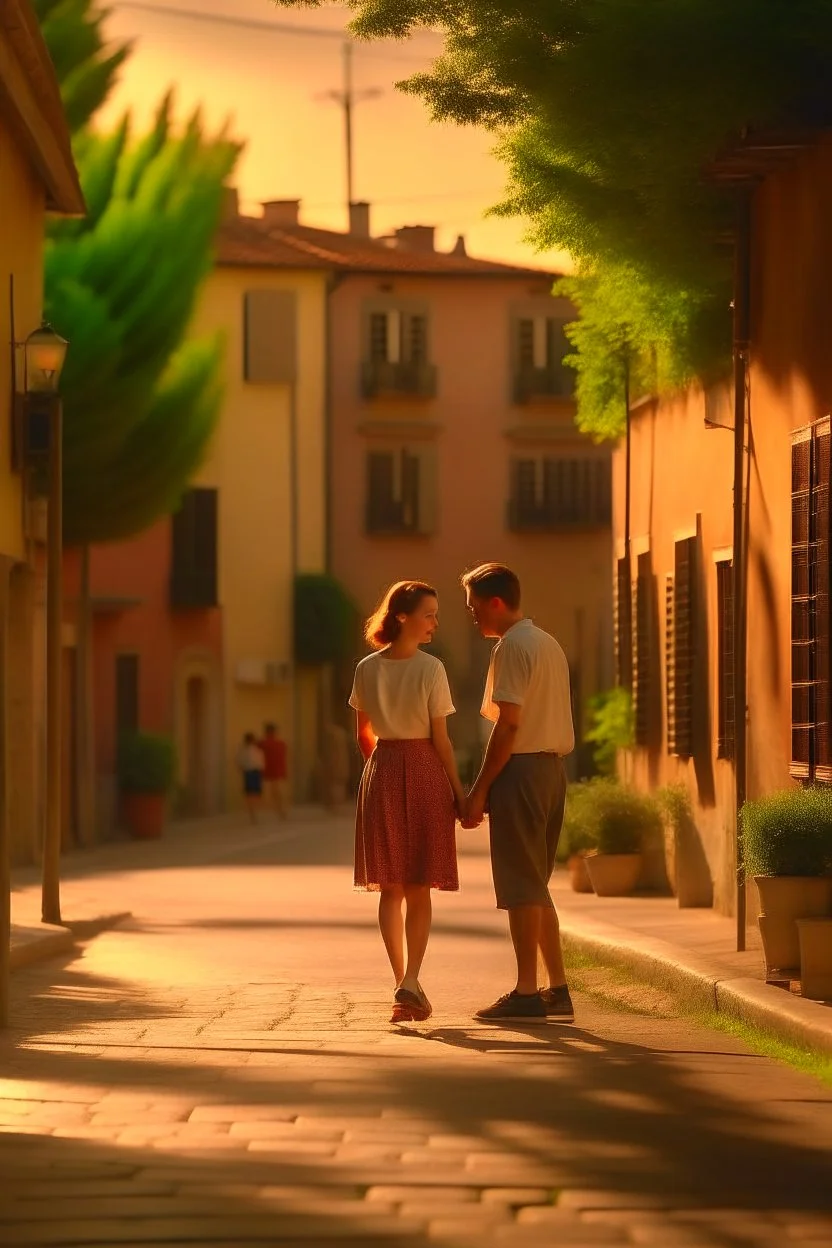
259, 723, 288, 819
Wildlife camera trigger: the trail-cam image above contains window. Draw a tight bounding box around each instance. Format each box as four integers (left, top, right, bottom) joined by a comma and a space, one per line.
614, 556, 633, 690
115, 654, 139, 740
366, 449, 435, 535
716, 559, 735, 761
665, 538, 696, 758
514, 316, 574, 401
170, 488, 219, 608
363, 307, 436, 397
791, 421, 831, 781
507, 456, 611, 530
243, 290, 296, 384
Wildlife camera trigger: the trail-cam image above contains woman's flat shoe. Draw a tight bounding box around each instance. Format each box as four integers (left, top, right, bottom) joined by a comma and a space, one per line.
394, 986, 432, 1021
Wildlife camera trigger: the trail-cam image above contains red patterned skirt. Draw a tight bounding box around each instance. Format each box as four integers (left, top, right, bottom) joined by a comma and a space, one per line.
355, 739, 459, 891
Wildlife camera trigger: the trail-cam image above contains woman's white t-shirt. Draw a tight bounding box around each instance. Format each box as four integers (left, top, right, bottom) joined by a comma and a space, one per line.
349, 649, 455, 740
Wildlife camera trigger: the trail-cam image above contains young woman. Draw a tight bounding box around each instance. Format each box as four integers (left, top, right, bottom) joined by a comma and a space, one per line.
350, 581, 465, 1023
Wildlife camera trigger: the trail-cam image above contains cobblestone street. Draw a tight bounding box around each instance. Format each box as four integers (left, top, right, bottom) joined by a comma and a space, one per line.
3, 814, 832, 1247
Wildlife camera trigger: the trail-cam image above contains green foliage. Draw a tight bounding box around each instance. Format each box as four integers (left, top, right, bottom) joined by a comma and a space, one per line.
44, 98, 239, 544
277, 0, 832, 435
117, 732, 176, 794
741, 788, 832, 878
35, 0, 130, 132
584, 686, 634, 775
295, 574, 360, 666
658, 782, 693, 831
559, 777, 661, 858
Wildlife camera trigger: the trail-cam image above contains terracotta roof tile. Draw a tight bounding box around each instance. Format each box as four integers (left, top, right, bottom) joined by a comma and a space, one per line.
216, 213, 557, 279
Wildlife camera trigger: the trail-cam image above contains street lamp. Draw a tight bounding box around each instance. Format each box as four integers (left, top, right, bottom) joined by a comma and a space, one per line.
21, 324, 68, 926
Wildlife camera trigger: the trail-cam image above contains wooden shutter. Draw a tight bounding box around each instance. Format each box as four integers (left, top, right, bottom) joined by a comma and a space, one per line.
546, 317, 574, 395
615, 556, 633, 690
407, 314, 428, 365
367, 452, 394, 532
517, 319, 535, 367
633, 556, 651, 746
401, 450, 421, 531
243, 290, 296, 384
716, 560, 736, 761
171, 488, 218, 608
665, 574, 676, 753
668, 537, 696, 757
813, 425, 831, 780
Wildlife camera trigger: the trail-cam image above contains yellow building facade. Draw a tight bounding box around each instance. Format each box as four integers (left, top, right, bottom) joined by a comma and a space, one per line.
0, 0, 84, 1014
188, 199, 329, 806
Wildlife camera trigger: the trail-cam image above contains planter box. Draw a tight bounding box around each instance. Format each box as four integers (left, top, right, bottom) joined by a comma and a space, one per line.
122, 792, 167, 840
585, 853, 643, 898
567, 853, 594, 894
755, 876, 832, 977
797, 918, 832, 1001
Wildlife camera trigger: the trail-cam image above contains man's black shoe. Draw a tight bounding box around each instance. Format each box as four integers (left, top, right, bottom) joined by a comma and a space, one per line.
474, 990, 547, 1023
540, 985, 575, 1022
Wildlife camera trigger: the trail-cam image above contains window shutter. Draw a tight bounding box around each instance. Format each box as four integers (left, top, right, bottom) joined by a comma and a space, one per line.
615, 556, 633, 690
517, 319, 535, 368
407, 314, 428, 365
367, 452, 394, 532
716, 560, 735, 760
369, 313, 389, 363
115, 654, 139, 739
791, 430, 814, 777
813, 426, 831, 780
669, 537, 696, 758
633, 557, 651, 746
195, 489, 218, 605
171, 488, 218, 608
665, 574, 677, 754
401, 450, 421, 531
243, 290, 296, 384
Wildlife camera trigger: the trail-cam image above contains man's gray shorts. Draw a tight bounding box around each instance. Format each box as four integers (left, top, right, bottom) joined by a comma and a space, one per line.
488, 753, 567, 910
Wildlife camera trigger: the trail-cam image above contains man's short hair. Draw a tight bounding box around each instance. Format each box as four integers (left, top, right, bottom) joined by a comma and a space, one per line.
461, 562, 521, 610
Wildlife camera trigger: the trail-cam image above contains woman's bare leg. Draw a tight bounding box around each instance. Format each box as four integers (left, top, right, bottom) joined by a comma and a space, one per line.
400, 885, 432, 995
378, 886, 405, 985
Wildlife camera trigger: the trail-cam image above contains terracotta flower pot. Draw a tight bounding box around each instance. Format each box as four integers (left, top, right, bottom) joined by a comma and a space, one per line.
585, 853, 643, 898
755, 876, 832, 976
567, 853, 594, 894
797, 918, 832, 1001
122, 791, 167, 840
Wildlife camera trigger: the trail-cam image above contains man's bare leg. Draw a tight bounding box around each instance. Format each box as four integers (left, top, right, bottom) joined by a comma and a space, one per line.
507, 905, 543, 994
538, 906, 568, 989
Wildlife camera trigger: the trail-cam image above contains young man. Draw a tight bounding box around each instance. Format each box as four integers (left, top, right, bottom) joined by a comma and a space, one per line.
461, 562, 575, 1023
259, 723, 288, 819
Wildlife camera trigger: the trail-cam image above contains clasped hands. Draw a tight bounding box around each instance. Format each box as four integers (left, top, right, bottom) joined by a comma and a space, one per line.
456, 788, 487, 830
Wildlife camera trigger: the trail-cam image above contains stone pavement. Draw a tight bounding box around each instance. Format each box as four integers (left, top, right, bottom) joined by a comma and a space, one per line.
2, 813, 832, 1247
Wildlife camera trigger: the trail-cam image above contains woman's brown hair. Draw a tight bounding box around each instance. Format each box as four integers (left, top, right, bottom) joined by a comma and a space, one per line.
364, 580, 437, 650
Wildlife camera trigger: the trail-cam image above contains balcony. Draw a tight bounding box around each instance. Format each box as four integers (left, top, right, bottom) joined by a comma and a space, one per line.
513, 365, 574, 404
361, 359, 437, 399
169, 568, 218, 610
507, 494, 611, 532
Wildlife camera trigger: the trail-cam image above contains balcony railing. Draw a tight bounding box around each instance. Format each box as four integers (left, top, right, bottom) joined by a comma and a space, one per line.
169, 567, 218, 609
507, 494, 611, 532
361, 359, 437, 399
513, 365, 574, 403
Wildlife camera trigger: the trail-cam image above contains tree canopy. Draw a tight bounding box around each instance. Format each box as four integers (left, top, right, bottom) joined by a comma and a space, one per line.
277, 0, 832, 435
38, 1, 239, 545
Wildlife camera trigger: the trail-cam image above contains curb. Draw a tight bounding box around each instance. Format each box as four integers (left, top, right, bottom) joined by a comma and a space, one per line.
560, 918, 832, 1059
9, 911, 132, 974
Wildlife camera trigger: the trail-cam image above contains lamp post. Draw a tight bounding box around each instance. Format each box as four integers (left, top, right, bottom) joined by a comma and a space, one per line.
21, 325, 68, 926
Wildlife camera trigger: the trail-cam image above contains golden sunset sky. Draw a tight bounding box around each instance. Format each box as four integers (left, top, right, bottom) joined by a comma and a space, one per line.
100, 0, 571, 271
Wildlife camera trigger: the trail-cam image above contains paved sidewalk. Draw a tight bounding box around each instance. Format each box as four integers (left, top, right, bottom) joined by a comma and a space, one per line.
2, 813, 831, 1246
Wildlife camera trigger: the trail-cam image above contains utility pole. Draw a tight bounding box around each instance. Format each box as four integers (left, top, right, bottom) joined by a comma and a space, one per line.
320, 40, 382, 222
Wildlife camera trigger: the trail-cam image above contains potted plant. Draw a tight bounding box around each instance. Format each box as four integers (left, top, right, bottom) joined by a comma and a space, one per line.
118, 732, 176, 840
741, 787, 832, 978
584, 782, 662, 898
559, 782, 596, 893
797, 918, 832, 1000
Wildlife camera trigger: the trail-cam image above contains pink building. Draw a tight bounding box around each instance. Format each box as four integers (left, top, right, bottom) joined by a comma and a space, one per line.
224, 200, 612, 772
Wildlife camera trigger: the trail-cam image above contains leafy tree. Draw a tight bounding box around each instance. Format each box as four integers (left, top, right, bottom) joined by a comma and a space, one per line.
277, 0, 832, 434
34, 0, 130, 131
45, 98, 238, 544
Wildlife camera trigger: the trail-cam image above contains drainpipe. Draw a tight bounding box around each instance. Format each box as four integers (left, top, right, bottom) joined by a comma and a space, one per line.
732, 189, 752, 953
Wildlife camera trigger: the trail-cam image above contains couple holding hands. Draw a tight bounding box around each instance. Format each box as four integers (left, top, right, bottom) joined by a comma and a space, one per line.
349, 562, 575, 1025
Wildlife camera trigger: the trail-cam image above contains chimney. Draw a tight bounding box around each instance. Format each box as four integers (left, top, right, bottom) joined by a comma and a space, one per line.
221, 185, 239, 222
262, 199, 300, 228
451, 234, 467, 257
349, 200, 371, 238
395, 225, 435, 253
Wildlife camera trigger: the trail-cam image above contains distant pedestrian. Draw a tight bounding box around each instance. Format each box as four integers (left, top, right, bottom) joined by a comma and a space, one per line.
460, 562, 576, 1025
259, 723, 288, 819
237, 732, 265, 824
350, 580, 465, 1025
